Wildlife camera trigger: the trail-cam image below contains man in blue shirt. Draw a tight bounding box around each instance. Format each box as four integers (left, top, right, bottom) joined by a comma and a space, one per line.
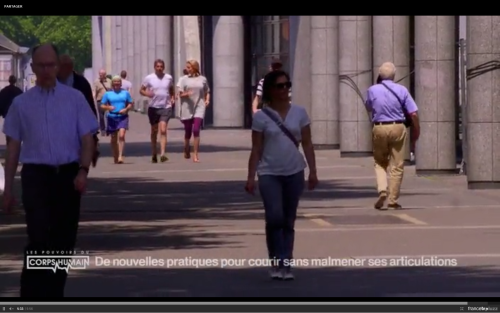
100, 76, 133, 164
2, 43, 98, 297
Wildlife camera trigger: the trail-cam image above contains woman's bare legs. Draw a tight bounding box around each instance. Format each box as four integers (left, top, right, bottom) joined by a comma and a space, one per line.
117, 128, 126, 163
193, 137, 200, 162
192, 118, 203, 162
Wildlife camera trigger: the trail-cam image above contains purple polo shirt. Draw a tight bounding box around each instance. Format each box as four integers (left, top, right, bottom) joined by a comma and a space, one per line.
365, 79, 418, 122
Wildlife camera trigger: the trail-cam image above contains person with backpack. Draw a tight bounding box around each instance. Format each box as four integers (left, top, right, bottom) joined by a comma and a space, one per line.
245, 70, 318, 281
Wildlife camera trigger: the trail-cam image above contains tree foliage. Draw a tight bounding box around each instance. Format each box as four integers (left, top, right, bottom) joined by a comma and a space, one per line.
0, 16, 91, 72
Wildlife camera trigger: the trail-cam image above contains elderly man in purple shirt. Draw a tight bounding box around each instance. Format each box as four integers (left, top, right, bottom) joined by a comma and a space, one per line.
365, 62, 420, 210
2, 43, 98, 297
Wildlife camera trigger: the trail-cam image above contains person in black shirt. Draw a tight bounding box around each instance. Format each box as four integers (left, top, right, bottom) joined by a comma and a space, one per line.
0, 75, 23, 144
58, 54, 100, 166
58, 55, 97, 117
0, 75, 23, 117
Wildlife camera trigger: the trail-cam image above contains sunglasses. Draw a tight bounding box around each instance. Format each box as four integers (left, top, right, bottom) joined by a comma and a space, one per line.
274, 81, 292, 89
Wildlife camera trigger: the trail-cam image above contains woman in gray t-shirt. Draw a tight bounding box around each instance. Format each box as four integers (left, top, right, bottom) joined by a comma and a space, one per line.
178, 60, 210, 162
245, 70, 318, 281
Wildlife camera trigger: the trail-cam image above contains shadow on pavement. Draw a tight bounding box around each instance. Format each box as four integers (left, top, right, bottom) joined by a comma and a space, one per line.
0, 176, 432, 260
0, 265, 499, 297
83, 177, 431, 210
98, 141, 250, 158
0, 221, 241, 261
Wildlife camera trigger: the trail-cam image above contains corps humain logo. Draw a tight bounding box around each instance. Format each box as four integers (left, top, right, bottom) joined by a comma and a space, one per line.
27, 255, 90, 273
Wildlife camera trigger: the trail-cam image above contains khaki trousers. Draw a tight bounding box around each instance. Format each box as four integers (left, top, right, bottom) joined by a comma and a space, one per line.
372, 123, 407, 205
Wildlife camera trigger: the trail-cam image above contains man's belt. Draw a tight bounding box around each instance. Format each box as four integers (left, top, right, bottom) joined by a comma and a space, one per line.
373, 121, 404, 125
23, 162, 79, 174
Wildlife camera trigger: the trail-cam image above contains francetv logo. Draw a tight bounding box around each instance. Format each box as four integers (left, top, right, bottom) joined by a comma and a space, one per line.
27, 252, 90, 273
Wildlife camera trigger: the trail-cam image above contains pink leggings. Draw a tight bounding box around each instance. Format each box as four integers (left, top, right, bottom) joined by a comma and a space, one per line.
182, 118, 203, 139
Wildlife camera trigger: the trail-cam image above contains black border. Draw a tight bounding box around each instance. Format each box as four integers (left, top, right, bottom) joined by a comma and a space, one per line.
0, 297, 496, 302
3, 5, 419, 15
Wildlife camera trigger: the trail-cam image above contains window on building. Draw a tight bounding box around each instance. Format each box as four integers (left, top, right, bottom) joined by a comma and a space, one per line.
251, 15, 289, 92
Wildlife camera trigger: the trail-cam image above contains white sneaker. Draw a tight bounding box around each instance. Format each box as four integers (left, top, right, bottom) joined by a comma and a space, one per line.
269, 267, 282, 280
282, 268, 295, 281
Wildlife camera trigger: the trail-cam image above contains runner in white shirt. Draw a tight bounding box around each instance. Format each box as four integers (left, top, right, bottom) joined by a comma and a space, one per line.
140, 59, 174, 163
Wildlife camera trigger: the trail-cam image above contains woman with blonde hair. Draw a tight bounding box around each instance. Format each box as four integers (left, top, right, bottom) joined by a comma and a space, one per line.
178, 60, 210, 162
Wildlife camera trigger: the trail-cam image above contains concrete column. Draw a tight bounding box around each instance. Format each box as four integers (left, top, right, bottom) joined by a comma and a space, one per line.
147, 17, 156, 71
122, 16, 129, 74
91, 16, 103, 78
414, 16, 456, 175
339, 16, 373, 157
373, 16, 412, 163
132, 16, 141, 107
115, 16, 123, 75
212, 16, 244, 127
155, 16, 171, 74
182, 16, 201, 66
138, 16, 150, 110
310, 16, 339, 148
140, 17, 149, 77
466, 16, 500, 189
102, 16, 112, 74
110, 16, 117, 75
173, 16, 184, 118
289, 16, 311, 116
125, 16, 134, 93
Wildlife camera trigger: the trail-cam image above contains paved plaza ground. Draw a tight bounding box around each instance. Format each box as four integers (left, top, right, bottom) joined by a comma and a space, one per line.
1, 113, 500, 297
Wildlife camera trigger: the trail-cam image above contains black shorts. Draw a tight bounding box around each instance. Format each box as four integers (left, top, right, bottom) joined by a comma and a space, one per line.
147, 107, 172, 125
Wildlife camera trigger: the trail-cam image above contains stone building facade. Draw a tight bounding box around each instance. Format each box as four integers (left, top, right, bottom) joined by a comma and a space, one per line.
91, 16, 500, 190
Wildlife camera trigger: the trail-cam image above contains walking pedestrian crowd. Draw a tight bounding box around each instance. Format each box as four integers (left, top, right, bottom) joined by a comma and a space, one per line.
0, 42, 419, 296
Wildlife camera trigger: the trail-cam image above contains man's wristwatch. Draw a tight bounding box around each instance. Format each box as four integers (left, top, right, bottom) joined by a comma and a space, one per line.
79, 165, 90, 174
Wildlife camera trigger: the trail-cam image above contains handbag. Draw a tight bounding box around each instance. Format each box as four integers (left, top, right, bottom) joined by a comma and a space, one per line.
261, 108, 299, 148
381, 82, 412, 128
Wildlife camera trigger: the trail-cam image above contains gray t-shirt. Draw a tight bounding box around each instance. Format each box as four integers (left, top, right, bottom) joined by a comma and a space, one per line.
121, 79, 132, 92
142, 73, 173, 109
176, 75, 188, 88
252, 104, 310, 176
179, 75, 210, 120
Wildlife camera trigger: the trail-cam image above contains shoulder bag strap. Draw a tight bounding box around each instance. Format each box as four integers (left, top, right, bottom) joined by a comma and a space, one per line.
100, 80, 110, 91
381, 82, 405, 110
261, 108, 299, 148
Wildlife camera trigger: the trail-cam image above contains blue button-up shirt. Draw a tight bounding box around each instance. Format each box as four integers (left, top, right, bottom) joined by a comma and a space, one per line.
365, 79, 418, 122
3, 81, 99, 166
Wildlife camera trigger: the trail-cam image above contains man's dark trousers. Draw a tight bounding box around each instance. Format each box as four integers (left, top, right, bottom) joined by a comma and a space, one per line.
20, 163, 81, 297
